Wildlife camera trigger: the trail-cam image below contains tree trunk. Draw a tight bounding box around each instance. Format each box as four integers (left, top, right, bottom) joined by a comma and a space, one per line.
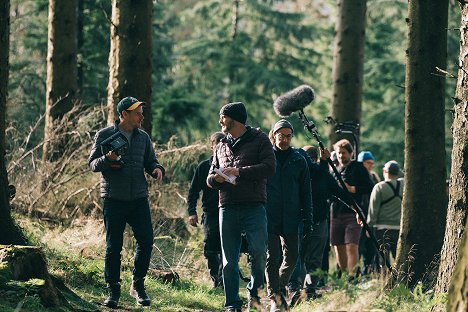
43, 0, 78, 161
329, 0, 366, 149
0, 246, 66, 307
0, 0, 27, 246
448, 221, 468, 311
107, 0, 153, 135
435, 2, 468, 295
394, 0, 448, 289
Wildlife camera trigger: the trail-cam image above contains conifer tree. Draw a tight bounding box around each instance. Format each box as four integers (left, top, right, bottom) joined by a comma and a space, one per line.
394, 0, 448, 289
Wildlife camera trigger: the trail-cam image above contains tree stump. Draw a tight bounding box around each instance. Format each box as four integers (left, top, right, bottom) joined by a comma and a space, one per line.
0, 245, 64, 307
148, 267, 180, 285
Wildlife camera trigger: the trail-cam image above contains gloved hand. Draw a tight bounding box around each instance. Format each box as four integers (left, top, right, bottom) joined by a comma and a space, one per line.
300, 221, 314, 263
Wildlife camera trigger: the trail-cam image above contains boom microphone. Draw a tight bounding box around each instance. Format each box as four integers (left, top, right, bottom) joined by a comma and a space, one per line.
273, 85, 315, 117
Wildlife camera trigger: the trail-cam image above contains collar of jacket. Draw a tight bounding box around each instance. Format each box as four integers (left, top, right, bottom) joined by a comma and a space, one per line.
113, 120, 141, 136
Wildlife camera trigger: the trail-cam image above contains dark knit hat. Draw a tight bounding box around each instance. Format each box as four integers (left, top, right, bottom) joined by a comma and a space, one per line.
117, 96, 145, 115
384, 160, 401, 175
272, 119, 294, 134
219, 102, 247, 124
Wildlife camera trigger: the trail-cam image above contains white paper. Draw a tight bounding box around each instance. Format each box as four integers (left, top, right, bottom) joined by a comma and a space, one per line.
214, 167, 237, 185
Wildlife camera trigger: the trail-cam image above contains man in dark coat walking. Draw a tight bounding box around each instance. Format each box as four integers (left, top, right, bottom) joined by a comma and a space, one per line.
265, 119, 313, 311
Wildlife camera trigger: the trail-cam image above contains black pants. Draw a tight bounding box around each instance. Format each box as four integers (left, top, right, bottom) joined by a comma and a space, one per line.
202, 211, 222, 286
266, 233, 299, 296
359, 228, 377, 273
374, 228, 399, 268
103, 197, 153, 283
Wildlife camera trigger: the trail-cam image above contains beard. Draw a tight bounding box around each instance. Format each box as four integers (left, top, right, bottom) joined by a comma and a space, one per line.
221, 119, 234, 134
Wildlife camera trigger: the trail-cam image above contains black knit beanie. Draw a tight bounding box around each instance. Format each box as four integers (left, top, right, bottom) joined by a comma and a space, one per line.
219, 102, 247, 124
272, 119, 294, 134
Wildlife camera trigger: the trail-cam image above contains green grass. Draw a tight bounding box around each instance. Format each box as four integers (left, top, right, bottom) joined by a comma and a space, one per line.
0, 216, 448, 312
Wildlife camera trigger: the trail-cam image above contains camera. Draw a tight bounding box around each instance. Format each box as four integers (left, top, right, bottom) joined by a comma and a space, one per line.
100, 132, 129, 169
100, 132, 129, 156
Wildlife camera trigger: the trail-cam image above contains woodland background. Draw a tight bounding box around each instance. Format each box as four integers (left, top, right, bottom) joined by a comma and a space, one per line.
1, 0, 468, 311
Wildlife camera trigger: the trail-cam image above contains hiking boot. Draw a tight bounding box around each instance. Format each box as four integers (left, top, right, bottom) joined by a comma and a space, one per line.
103, 282, 121, 309
129, 277, 151, 306
288, 288, 301, 307
247, 292, 263, 311
269, 294, 287, 312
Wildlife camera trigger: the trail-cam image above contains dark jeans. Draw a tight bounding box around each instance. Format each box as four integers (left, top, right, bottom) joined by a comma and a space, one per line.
219, 204, 268, 309
289, 220, 328, 291
202, 211, 223, 286
266, 233, 299, 297
103, 197, 153, 283
375, 228, 399, 268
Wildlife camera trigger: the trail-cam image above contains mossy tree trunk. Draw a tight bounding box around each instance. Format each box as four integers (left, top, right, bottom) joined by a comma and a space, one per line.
0, 246, 65, 307
107, 0, 153, 135
329, 0, 366, 149
436, 2, 468, 295
394, 0, 448, 289
0, 0, 27, 246
43, 0, 78, 161
448, 221, 468, 311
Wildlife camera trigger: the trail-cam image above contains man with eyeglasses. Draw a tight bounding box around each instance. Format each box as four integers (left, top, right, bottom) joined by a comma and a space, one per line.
265, 119, 313, 311
89, 96, 165, 308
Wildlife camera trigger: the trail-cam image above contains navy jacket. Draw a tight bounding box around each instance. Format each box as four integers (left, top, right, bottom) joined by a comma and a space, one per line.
187, 157, 219, 216
88, 121, 165, 200
297, 149, 350, 223
266, 147, 312, 235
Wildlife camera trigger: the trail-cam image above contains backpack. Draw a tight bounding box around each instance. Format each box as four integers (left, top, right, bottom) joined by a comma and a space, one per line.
381, 180, 402, 206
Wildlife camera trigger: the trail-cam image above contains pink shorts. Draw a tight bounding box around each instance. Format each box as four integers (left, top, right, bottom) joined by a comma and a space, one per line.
330, 213, 361, 245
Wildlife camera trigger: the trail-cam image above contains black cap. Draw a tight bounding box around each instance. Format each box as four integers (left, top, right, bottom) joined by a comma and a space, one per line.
219, 102, 247, 124
117, 96, 145, 115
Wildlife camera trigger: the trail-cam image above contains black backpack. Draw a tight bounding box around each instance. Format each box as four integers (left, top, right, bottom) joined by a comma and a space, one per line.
381, 180, 402, 206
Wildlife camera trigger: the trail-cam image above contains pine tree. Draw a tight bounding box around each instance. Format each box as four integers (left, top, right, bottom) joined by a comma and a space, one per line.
394, 0, 448, 289
43, 0, 79, 161
0, 0, 28, 245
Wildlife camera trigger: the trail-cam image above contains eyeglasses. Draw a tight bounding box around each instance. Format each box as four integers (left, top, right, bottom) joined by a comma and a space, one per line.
277, 133, 293, 140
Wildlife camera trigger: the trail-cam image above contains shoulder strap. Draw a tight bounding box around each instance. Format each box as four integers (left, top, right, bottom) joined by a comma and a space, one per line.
381, 180, 402, 206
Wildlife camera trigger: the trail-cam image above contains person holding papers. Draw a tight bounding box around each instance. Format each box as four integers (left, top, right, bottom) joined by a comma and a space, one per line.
207, 102, 276, 312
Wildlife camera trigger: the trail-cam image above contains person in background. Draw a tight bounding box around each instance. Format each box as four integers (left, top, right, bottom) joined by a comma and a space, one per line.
357, 151, 381, 184
329, 139, 374, 278
357, 150, 379, 274
207, 102, 276, 312
265, 119, 312, 311
187, 132, 226, 288
89, 96, 165, 308
288, 146, 349, 304
367, 160, 403, 268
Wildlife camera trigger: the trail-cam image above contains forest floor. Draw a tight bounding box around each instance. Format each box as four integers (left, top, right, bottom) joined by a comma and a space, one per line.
0, 216, 447, 312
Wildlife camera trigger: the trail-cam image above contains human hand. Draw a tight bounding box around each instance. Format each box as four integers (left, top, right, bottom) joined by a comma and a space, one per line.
356, 213, 363, 226
320, 148, 331, 160
345, 183, 356, 193
223, 167, 240, 177
106, 151, 119, 161
188, 215, 198, 227
214, 173, 226, 183
152, 168, 163, 183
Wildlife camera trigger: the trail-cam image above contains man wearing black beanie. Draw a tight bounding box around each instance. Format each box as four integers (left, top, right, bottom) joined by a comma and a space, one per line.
207, 102, 276, 312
